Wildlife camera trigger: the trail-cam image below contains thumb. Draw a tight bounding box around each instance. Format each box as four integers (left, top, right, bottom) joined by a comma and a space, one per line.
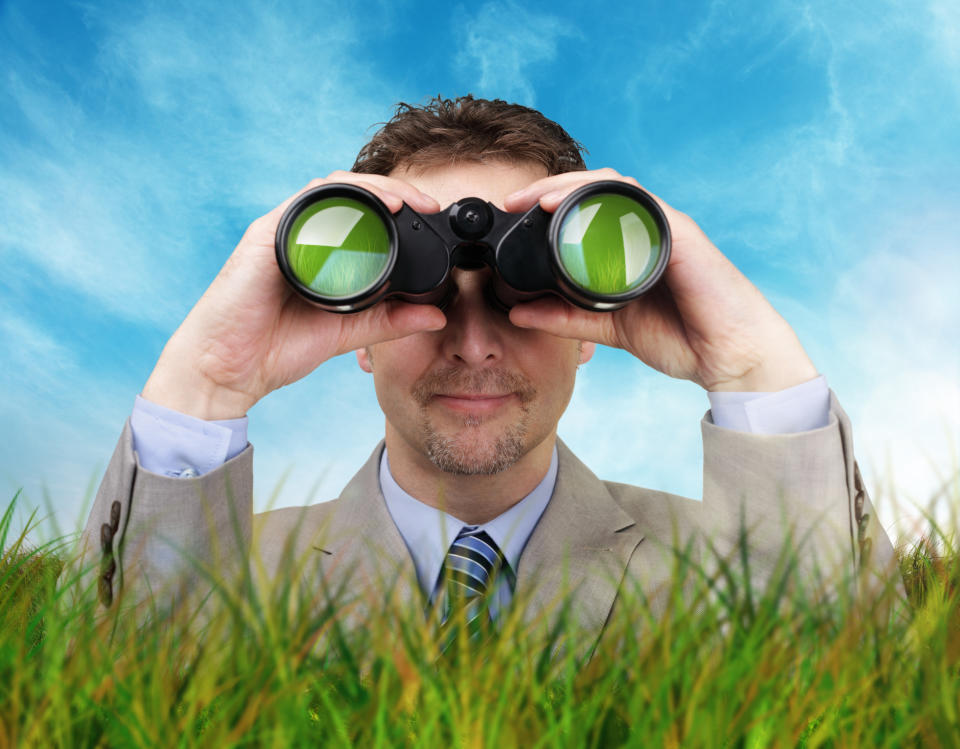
337, 300, 447, 354
509, 297, 617, 346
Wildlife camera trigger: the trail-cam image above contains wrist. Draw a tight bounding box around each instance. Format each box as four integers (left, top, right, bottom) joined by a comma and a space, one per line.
710, 356, 819, 393
142, 362, 255, 420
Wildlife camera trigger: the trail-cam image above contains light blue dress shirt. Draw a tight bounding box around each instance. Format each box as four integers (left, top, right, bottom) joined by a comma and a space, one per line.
378, 443, 557, 618
127, 375, 832, 605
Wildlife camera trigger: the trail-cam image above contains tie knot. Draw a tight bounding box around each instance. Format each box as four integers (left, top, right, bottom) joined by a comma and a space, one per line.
443, 528, 507, 598
437, 527, 514, 628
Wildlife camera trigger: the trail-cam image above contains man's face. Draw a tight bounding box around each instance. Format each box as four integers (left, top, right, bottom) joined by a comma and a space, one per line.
356, 160, 595, 475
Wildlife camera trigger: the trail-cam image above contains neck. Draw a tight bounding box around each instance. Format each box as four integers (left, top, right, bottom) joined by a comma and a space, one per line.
383, 425, 557, 525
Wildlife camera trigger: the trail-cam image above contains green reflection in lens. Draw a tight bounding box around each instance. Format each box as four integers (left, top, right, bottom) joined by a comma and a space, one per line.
286, 197, 391, 298
557, 193, 661, 295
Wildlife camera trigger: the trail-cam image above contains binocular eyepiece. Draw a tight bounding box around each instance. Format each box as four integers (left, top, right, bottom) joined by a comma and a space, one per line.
275, 180, 671, 314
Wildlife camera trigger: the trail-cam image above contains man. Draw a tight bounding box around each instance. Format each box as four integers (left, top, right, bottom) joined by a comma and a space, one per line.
69, 96, 897, 658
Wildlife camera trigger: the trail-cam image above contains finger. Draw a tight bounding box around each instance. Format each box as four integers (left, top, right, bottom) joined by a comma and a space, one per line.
240, 184, 404, 253
536, 179, 612, 213
302, 176, 407, 213
542, 180, 678, 219
334, 300, 447, 356
346, 180, 405, 212
539, 183, 689, 248
272, 175, 422, 223
325, 170, 441, 213
508, 297, 619, 348
503, 167, 626, 212
255, 178, 374, 228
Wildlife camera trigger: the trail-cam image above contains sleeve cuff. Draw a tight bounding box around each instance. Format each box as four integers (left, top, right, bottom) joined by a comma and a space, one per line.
129, 394, 249, 477
707, 375, 831, 434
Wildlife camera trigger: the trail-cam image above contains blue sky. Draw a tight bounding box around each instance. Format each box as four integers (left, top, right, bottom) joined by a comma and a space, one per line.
1, 0, 957, 544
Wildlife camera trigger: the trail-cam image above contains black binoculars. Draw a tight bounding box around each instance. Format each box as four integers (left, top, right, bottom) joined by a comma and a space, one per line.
275, 180, 670, 313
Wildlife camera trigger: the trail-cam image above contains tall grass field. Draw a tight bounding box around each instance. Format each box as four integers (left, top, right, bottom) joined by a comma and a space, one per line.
1, 481, 957, 747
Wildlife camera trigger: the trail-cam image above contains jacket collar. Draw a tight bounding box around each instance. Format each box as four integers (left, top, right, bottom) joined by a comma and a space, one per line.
316, 437, 645, 654
514, 439, 645, 656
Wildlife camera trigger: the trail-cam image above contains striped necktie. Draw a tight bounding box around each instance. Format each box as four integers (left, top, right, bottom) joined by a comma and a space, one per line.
437, 526, 515, 643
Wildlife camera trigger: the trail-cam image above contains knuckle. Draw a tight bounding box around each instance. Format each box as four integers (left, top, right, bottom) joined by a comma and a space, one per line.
242, 214, 276, 244
247, 214, 269, 233
668, 207, 692, 226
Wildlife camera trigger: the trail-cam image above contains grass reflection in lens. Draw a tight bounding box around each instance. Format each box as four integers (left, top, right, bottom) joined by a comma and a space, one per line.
557, 193, 661, 295
286, 197, 391, 298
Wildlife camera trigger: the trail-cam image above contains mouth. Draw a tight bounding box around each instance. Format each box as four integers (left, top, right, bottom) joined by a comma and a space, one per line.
436, 392, 513, 399
432, 392, 516, 414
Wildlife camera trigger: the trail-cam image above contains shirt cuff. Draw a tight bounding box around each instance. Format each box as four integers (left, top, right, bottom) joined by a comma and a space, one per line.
129, 394, 249, 477
707, 375, 831, 434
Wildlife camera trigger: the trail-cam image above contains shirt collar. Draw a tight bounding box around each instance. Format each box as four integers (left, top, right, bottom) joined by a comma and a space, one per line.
379, 444, 558, 596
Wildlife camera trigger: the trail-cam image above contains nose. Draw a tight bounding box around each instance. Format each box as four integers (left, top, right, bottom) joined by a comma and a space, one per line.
439, 267, 506, 366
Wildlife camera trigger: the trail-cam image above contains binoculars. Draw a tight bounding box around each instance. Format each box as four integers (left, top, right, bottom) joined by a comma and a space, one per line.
275, 180, 670, 314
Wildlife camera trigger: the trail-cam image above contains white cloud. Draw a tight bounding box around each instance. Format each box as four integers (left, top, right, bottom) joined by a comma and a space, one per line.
0, 0, 400, 540
0, 0, 393, 329
244, 352, 387, 512
453, 0, 579, 105
560, 349, 706, 501
616, 0, 960, 541
0, 308, 76, 384
853, 369, 959, 542
628, 0, 738, 101
825, 216, 960, 541
929, 0, 960, 72
3, 0, 957, 554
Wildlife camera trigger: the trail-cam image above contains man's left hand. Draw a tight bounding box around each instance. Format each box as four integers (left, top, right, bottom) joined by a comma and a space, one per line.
503, 167, 818, 392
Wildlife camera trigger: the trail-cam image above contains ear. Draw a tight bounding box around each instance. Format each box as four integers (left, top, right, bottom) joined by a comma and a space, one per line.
356, 347, 373, 373
578, 341, 596, 365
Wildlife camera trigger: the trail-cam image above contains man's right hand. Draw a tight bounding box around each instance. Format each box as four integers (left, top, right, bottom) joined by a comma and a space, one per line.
141, 171, 446, 420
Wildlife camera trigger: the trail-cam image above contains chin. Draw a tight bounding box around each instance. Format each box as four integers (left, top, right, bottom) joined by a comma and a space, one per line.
421, 424, 528, 476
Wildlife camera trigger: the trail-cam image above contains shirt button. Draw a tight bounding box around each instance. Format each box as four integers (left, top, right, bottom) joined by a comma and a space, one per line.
178, 467, 199, 478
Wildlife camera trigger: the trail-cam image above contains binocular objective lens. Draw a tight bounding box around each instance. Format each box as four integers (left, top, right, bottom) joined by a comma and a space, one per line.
557, 193, 662, 295
285, 197, 392, 298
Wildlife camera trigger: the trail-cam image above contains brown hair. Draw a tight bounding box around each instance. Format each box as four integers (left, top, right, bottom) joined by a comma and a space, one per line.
352, 95, 587, 177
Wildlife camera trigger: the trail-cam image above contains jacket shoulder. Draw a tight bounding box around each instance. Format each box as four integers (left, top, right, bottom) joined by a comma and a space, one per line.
602, 480, 715, 543
251, 499, 343, 571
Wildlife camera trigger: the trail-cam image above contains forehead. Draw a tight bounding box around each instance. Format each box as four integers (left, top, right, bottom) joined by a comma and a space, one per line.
388, 161, 548, 209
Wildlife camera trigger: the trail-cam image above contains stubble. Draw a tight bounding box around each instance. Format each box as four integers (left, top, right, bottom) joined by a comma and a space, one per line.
411, 367, 538, 475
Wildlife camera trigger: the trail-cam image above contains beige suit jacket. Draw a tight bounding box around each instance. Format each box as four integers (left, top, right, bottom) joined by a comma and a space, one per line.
65, 390, 900, 659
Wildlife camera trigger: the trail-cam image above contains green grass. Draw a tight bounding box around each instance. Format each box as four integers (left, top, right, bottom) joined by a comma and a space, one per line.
1, 486, 957, 747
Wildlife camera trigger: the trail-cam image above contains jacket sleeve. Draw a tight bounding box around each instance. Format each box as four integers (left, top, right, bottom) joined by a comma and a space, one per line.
58, 419, 254, 625
700, 389, 903, 604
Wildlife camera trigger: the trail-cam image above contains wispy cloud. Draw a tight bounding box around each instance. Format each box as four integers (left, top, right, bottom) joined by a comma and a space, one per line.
0, 0, 400, 534
826, 215, 960, 538
561, 353, 706, 502
1, 0, 957, 545
608, 0, 960, 536
929, 0, 960, 72
0, 0, 392, 329
453, 0, 579, 106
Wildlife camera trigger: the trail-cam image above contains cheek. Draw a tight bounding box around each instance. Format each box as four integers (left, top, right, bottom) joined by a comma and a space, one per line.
371, 337, 434, 374
370, 345, 433, 400
524, 344, 580, 396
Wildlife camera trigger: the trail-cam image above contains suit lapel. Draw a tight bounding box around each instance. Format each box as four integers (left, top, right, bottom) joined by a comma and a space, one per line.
311, 438, 645, 657
514, 438, 645, 655
311, 441, 422, 614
